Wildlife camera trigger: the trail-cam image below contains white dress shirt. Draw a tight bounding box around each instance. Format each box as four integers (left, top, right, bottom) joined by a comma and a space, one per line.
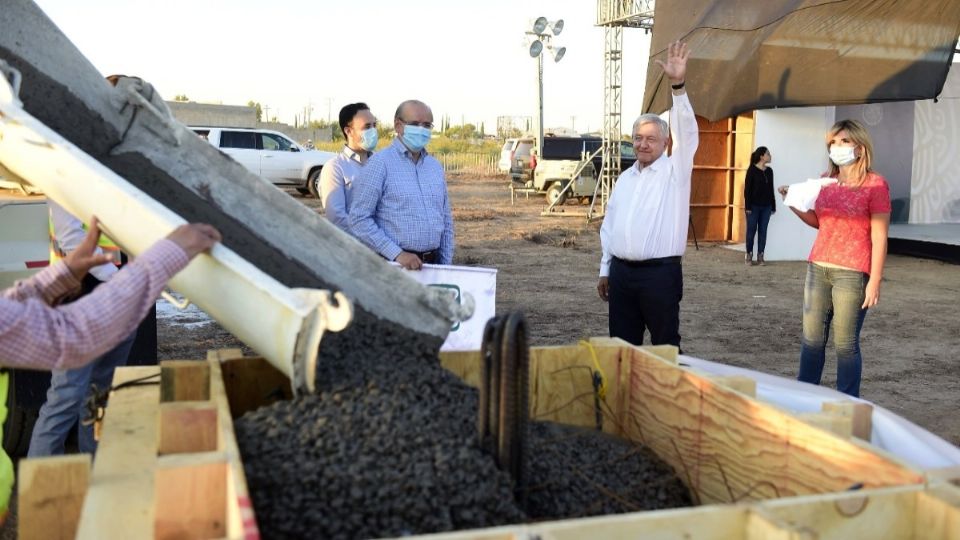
599, 92, 698, 277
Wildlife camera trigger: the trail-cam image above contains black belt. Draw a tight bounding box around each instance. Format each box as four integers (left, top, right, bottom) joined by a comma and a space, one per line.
409, 249, 439, 264
614, 256, 681, 268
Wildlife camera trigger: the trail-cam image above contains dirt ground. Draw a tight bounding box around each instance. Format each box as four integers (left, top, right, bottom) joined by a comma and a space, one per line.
158, 172, 960, 448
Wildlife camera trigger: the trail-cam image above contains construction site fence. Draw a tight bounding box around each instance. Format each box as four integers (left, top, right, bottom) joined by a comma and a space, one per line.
437, 152, 499, 176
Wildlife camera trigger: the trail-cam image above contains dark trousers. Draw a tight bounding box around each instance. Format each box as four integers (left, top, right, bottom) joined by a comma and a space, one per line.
608, 257, 683, 348
745, 204, 773, 254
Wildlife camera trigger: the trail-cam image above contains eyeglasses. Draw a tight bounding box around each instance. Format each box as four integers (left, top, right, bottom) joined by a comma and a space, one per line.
402, 120, 434, 129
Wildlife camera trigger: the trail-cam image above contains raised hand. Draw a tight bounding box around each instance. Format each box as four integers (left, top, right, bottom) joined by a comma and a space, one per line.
64, 217, 115, 280
655, 41, 690, 84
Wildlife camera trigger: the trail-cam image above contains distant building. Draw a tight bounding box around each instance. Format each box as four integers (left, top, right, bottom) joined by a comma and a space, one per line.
165, 101, 334, 144
166, 101, 256, 128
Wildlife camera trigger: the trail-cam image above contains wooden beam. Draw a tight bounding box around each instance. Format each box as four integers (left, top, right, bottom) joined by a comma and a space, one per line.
18, 454, 91, 540
797, 412, 855, 439
708, 375, 757, 398
75, 366, 159, 539
821, 401, 873, 441
206, 349, 262, 539
160, 360, 210, 402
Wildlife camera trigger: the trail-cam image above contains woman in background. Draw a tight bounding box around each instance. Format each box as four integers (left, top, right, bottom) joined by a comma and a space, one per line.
743, 146, 775, 265
782, 119, 890, 397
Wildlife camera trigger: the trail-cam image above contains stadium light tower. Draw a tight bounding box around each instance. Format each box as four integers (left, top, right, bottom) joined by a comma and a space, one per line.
525, 17, 566, 156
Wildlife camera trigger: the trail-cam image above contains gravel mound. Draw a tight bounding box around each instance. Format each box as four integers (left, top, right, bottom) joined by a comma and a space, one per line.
236, 333, 692, 539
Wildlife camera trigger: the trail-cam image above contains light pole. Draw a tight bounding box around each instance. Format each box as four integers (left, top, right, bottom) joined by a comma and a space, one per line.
525, 17, 566, 157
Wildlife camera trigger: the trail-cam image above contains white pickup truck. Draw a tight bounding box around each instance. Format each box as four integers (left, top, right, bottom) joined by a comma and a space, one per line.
0, 184, 48, 289
191, 127, 336, 198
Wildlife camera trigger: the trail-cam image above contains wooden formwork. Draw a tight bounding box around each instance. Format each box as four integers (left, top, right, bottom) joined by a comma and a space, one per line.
17, 340, 960, 539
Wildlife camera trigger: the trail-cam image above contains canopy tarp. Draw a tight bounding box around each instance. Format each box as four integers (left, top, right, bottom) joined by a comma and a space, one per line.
643, 0, 960, 121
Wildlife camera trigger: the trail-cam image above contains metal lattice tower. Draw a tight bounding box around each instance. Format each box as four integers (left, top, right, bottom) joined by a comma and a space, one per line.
594, 1, 655, 218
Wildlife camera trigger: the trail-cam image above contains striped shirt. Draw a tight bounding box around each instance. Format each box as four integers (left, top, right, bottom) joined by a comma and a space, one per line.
348, 139, 454, 264
1, 239, 189, 371
320, 146, 371, 231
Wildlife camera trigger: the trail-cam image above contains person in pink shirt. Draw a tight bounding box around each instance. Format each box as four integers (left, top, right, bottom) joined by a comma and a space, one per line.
781, 119, 891, 397
0, 216, 220, 522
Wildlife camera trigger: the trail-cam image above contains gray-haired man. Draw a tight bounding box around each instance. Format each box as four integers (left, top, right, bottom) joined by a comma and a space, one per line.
597, 41, 698, 349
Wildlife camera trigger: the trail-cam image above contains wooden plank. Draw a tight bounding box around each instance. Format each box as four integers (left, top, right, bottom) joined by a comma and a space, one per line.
745, 508, 813, 540
75, 366, 159, 539
762, 485, 921, 539
160, 360, 210, 402
207, 349, 261, 539
621, 345, 704, 502
916, 484, 960, 539
534, 503, 747, 540
439, 350, 483, 389
158, 402, 219, 455
696, 374, 922, 504
697, 377, 790, 503
17, 454, 91, 540
797, 412, 854, 439
708, 375, 757, 398
219, 356, 293, 418
821, 401, 873, 441
927, 465, 960, 485
528, 345, 608, 432
154, 453, 227, 540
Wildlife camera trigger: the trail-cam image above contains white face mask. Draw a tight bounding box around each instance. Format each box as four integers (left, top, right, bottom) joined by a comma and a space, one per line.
829, 145, 857, 166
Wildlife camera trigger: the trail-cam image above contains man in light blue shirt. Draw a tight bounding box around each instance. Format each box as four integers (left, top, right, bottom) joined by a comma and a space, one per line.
349, 99, 454, 270
320, 102, 378, 231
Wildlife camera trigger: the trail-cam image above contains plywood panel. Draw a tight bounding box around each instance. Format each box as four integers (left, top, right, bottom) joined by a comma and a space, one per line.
762, 486, 920, 539
154, 455, 227, 540
622, 347, 704, 500
160, 360, 210, 402
692, 169, 730, 205
219, 356, 292, 418
158, 402, 219, 455
690, 207, 728, 241
695, 133, 732, 167
18, 454, 91, 540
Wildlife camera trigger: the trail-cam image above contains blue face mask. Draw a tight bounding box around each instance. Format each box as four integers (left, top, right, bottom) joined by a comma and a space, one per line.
359, 127, 378, 151
401, 125, 432, 152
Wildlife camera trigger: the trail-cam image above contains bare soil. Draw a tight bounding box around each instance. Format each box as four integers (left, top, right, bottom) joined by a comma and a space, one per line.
158, 172, 960, 447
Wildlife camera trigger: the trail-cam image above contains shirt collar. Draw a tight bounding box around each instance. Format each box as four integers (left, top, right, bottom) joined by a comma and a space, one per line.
634, 152, 669, 174
342, 145, 371, 163
391, 137, 428, 161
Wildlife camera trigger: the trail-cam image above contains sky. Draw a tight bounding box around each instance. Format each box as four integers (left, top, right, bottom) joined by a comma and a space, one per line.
32, 0, 655, 135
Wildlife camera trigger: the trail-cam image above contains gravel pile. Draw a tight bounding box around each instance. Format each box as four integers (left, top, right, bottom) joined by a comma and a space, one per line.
236, 328, 691, 540
524, 422, 692, 519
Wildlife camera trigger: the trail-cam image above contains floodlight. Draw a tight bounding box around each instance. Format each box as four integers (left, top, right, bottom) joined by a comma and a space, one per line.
528, 39, 543, 58
530, 16, 548, 34
549, 19, 564, 36
548, 45, 566, 62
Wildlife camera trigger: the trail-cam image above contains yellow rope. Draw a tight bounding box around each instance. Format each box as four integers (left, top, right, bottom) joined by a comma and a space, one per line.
579, 339, 607, 400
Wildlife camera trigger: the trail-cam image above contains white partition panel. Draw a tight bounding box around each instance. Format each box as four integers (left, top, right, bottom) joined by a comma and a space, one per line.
753, 107, 836, 261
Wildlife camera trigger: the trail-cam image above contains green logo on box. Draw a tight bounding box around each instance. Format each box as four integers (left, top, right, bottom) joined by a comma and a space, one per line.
429, 283, 461, 331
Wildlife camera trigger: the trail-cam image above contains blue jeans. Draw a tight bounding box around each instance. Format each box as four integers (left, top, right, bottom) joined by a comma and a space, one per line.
28, 330, 136, 456
745, 205, 772, 254
797, 263, 868, 397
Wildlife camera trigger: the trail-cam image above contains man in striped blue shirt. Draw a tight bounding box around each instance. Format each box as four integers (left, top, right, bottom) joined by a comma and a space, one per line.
349, 99, 454, 270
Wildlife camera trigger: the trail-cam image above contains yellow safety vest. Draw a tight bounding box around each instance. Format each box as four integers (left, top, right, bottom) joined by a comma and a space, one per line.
49, 217, 122, 265
0, 371, 12, 522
